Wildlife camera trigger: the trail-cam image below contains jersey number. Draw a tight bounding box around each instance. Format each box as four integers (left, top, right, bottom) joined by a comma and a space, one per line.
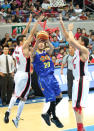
44, 62, 50, 68
16, 56, 20, 65
73, 64, 76, 69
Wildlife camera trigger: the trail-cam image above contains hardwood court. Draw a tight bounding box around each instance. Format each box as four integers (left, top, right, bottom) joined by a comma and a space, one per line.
0, 93, 94, 131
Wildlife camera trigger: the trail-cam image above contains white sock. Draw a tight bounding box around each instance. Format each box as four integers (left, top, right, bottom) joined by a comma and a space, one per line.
7, 96, 17, 113
16, 100, 25, 120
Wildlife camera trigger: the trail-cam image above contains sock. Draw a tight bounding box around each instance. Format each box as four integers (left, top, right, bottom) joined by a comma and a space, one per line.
16, 100, 25, 120
47, 102, 51, 116
77, 123, 83, 131
50, 101, 57, 119
7, 96, 17, 113
56, 98, 62, 105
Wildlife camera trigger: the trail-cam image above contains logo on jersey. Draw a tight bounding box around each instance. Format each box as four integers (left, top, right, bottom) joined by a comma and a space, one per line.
15, 51, 19, 54
40, 55, 50, 62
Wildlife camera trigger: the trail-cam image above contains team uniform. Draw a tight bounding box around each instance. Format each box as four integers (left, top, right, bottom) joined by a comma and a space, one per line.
13, 46, 31, 99
72, 49, 89, 108
33, 50, 61, 102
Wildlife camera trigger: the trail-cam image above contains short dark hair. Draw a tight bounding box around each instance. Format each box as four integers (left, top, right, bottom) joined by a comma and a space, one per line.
17, 35, 26, 45
91, 31, 94, 36
80, 36, 89, 47
3, 45, 9, 49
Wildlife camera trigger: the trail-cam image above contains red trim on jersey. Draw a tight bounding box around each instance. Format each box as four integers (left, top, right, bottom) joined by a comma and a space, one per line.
75, 78, 80, 107
20, 73, 29, 98
79, 51, 80, 77
80, 77, 83, 106
25, 57, 27, 72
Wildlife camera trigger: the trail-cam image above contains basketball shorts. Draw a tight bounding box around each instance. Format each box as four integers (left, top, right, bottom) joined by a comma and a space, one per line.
14, 71, 31, 99
72, 76, 89, 108
38, 74, 61, 102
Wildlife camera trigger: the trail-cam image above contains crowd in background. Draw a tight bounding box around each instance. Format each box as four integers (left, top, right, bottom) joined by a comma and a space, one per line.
0, 0, 94, 23
0, 26, 94, 66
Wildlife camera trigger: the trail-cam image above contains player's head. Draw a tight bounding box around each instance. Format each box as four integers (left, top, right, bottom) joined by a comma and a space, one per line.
91, 31, 94, 41
69, 45, 75, 56
3, 45, 9, 55
79, 36, 89, 47
37, 39, 46, 51
17, 35, 26, 46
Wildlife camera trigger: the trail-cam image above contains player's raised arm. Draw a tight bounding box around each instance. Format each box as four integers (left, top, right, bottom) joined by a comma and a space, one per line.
22, 14, 32, 35
45, 39, 54, 55
23, 15, 44, 49
68, 23, 89, 56
59, 14, 69, 41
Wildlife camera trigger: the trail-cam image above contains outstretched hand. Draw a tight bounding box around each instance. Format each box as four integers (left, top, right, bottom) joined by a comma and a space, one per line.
59, 14, 64, 24
29, 14, 32, 22
68, 23, 74, 31
59, 14, 62, 21
37, 15, 44, 22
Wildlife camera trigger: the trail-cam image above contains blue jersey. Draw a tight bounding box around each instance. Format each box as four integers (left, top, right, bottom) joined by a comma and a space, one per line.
33, 51, 54, 77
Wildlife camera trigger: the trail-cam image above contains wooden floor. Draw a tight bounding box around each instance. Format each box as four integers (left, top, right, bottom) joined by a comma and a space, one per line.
0, 93, 94, 131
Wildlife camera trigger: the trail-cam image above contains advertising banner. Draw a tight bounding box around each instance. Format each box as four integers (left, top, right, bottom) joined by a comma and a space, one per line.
54, 64, 94, 91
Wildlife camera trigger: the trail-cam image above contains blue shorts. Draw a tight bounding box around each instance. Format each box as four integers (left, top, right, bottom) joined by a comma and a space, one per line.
38, 74, 61, 102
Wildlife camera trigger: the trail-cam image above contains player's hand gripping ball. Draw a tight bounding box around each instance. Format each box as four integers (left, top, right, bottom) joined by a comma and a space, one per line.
36, 31, 49, 40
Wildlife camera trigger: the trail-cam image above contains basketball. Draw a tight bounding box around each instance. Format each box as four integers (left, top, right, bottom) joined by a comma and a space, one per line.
36, 31, 49, 40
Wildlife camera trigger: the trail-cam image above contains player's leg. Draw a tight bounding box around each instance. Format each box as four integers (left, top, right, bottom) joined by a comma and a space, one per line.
4, 95, 17, 123
50, 75, 64, 128
12, 74, 31, 128
12, 98, 25, 128
74, 108, 85, 131
72, 77, 86, 131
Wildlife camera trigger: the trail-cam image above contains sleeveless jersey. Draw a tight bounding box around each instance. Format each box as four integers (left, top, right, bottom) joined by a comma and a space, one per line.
72, 49, 88, 79
13, 46, 30, 72
33, 51, 54, 77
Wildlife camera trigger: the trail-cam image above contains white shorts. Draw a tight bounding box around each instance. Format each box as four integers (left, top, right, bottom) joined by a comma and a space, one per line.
14, 71, 31, 99
72, 76, 89, 108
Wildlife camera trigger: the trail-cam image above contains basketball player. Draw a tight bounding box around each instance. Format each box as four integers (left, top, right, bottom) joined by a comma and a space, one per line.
31, 32, 64, 128
4, 15, 44, 128
60, 15, 89, 131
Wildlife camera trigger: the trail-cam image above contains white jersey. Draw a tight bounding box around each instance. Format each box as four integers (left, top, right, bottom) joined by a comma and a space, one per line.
13, 46, 30, 73
72, 49, 88, 79
72, 49, 89, 108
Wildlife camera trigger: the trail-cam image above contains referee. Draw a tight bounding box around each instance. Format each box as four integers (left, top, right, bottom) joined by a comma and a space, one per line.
61, 46, 74, 101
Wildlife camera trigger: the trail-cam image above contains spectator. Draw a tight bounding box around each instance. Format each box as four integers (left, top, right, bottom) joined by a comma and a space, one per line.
74, 28, 82, 40
0, 14, 6, 23
52, 55, 57, 66
56, 48, 64, 66
89, 31, 94, 52
89, 50, 94, 63
10, 0, 18, 11
69, 12, 79, 21
0, 45, 14, 105
51, 36, 60, 55
68, 5, 74, 15
1, 33, 12, 47
81, 28, 89, 37
2, 0, 11, 11
0, 7, 7, 17
74, 4, 82, 15
41, 0, 51, 10
79, 11, 88, 20
54, 28, 63, 42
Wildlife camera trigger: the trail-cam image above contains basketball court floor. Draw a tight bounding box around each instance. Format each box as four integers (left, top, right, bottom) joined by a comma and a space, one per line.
0, 92, 94, 131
